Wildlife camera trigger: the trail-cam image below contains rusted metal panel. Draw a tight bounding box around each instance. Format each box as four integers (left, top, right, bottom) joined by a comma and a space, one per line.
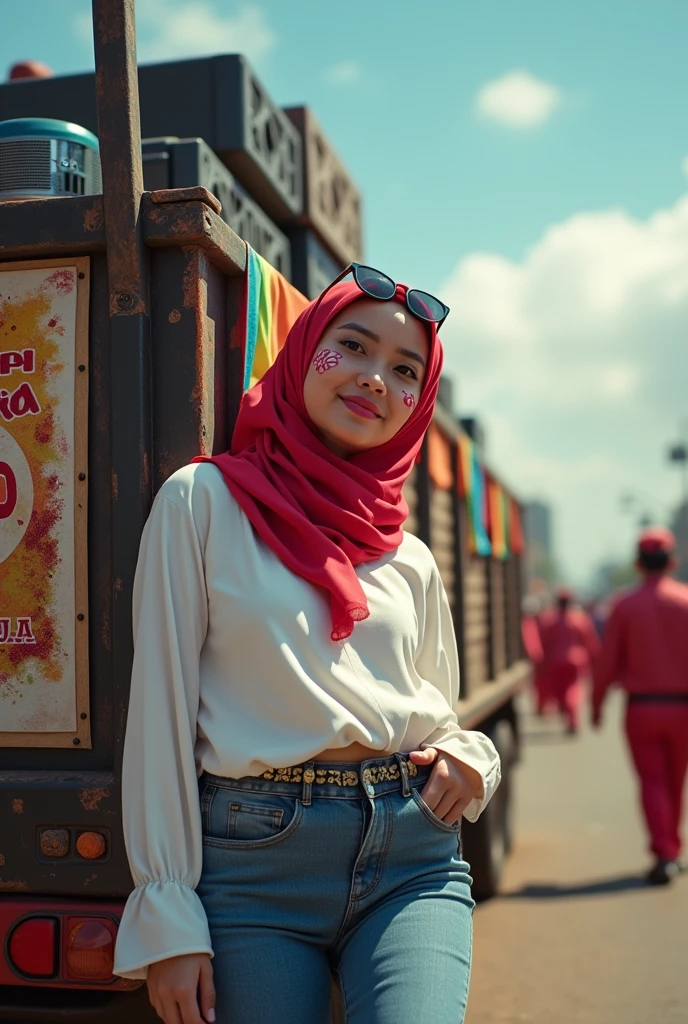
505, 553, 525, 666
285, 106, 363, 266
149, 184, 222, 215
457, 660, 531, 730
142, 194, 247, 277
462, 551, 490, 695
430, 487, 455, 609
0, 55, 304, 222
0, 195, 105, 260
150, 248, 214, 492
143, 140, 292, 278
490, 559, 508, 677
92, 0, 147, 318
0, 773, 130, 895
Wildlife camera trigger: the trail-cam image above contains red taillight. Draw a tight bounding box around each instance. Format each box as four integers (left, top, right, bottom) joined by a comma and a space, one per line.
64, 919, 115, 981
8, 918, 58, 978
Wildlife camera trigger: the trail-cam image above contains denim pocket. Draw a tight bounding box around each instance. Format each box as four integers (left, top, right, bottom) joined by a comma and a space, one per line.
201, 783, 303, 849
411, 787, 462, 834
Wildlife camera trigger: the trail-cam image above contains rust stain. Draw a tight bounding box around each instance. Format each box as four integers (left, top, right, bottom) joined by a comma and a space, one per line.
40, 828, 70, 858
111, 470, 119, 501
0, 854, 5, 867
101, 607, 112, 652
140, 448, 150, 491
168, 309, 181, 323
182, 254, 201, 311
0, 879, 30, 892
78, 787, 109, 812
109, 296, 147, 318
156, 449, 174, 483
12, 799, 23, 814
83, 203, 103, 233
94, 4, 124, 44
113, 577, 123, 594
147, 206, 167, 225
149, 186, 222, 215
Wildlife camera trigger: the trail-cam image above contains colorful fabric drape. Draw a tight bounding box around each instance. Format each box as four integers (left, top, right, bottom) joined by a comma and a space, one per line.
242, 245, 310, 391
487, 477, 509, 560
457, 433, 472, 499
509, 497, 525, 555
458, 433, 492, 556
427, 423, 453, 490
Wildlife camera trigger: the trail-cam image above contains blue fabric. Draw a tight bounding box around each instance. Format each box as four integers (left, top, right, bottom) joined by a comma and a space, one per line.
196, 755, 475, 1023
471, 449, 492, 557
243, 247, 262, 392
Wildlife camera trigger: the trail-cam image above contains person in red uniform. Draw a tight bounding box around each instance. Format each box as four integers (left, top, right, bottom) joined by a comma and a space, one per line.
592, 527, 688, 885
537, 587, 600, 734
521, 595, 545, 711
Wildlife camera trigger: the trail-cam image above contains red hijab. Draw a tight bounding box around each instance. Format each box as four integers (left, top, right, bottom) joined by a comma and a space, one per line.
194, 280, 444, 641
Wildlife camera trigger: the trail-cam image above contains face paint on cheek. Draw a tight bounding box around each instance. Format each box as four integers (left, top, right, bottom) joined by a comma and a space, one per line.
402, 391, 416, 409
313, 348, 343, 374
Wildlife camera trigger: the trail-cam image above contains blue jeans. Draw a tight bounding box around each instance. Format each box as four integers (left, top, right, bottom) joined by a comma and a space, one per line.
196, 753, 475, 1023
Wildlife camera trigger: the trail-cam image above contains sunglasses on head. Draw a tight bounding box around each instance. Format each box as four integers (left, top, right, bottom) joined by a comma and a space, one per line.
320, 262, 450, 329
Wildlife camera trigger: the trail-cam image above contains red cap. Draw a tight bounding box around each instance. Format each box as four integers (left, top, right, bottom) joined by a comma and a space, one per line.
637, 526, 675, 555
9, 61, 54, 80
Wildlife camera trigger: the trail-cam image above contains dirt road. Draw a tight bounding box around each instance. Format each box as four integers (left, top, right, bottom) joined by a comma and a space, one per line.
466, 691, 688, 1024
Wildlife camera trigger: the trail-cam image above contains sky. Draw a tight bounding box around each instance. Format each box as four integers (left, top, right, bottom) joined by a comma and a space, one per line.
3, 0, 688, 586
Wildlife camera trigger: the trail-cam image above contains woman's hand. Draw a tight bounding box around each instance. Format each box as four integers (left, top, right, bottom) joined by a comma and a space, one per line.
409, 747, 482, 824
147, 953, 215, 1024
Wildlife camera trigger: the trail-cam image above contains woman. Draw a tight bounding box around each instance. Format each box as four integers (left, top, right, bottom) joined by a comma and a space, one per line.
113, 265, 501, 1024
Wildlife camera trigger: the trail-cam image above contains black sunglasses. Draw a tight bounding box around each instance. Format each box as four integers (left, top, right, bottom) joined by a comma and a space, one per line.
320, 262, 450, 329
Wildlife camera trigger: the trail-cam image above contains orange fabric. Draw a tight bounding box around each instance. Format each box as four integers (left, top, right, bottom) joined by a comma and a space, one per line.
457, 433, 472, 498
268, 268, 310, 359
427, 423, 453, 490
249, 257, 310, 387
487, 477, 507, 558
509, 498, 525, 555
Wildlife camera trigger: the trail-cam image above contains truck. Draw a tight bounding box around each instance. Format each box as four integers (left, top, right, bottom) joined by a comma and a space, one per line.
0, 2, 530, 1020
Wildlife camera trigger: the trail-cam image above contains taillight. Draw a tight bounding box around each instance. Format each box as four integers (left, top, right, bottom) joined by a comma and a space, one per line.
75, 831, 107, 859
64, 918, 115, 981
8, 918, 58, 978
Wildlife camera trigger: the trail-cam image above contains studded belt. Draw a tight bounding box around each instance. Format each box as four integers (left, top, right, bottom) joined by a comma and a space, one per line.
260, 758, 420, 788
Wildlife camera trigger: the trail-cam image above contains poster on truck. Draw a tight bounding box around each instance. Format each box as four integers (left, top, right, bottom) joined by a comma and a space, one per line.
0, 258, 90, 747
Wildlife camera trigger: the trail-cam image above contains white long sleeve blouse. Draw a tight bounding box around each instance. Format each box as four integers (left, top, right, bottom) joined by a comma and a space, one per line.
113, 462, 500, 979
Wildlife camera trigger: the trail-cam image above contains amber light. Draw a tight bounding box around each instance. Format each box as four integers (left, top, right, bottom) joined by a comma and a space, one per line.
64, 919, 115, 981
75, 831, 107, 859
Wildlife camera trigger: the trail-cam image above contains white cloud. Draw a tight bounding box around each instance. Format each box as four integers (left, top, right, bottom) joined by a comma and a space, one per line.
440, 194, 688, 584
324, 60, 362, 85
475, 70, 561, 129
75, 0, 275, 65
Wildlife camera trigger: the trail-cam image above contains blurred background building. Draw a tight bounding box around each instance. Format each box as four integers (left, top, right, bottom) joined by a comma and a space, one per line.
523, 500, 557, 588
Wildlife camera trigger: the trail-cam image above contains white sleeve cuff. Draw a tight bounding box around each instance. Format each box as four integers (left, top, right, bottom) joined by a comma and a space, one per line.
423, 730, 502, 823
113, 880, 213, 980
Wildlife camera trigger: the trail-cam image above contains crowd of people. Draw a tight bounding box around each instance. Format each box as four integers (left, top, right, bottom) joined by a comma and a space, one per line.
522, 527, 688, 886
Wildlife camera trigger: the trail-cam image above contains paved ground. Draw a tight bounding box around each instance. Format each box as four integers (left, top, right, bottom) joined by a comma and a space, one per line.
466, 690, 688, 1024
